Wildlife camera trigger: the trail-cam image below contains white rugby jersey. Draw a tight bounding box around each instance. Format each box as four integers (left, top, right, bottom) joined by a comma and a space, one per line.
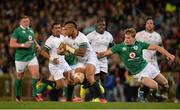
135, 30, 162, 69
44, 35, 65, 63
87, 30, 113, 70
64, 31, 96, 62
87, 30, 113, 52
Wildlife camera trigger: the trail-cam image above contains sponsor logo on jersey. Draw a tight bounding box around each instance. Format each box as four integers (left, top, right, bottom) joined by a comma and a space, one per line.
28, 36, 32, 41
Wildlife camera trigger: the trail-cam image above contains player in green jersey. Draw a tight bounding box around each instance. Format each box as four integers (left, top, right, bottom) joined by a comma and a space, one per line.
9, 15, 42, 102
97, 28, 175, 101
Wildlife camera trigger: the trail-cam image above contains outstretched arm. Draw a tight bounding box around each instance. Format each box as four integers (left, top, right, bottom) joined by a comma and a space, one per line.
97, 49, 113, 59
40, 47, 59, 64
148, 44, 175, 62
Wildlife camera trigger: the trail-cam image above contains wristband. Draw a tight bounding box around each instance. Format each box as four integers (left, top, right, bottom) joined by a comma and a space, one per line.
21, 43, 24, 47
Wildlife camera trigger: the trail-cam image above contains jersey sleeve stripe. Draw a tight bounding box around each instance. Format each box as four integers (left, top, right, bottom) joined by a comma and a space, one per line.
44, 45, 51, 50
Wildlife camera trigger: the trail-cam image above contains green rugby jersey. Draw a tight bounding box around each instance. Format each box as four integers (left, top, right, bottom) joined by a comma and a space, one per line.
111, 41, 150, 75
65, 53, 77, 66
12, 26, 35, 61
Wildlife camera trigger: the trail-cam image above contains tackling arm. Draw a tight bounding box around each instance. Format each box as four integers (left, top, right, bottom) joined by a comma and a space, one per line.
97, 49, 113, 59
64, 43, 87, 57
148, 44, 175, 62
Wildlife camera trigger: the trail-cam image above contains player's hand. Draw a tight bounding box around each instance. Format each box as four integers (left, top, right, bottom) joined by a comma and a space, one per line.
34, 41, 41, 52
22, 41, 32, 48
59, 43, 66, 49
57, 47, 65, 55
49, 56, 59, 64
166, 54, 175, 62
52, 58, 59, 65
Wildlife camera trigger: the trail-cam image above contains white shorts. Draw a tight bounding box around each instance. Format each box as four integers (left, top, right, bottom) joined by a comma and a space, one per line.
98, 58, 108, 74
133, 63, 160, 82
148, 61, 160, 71
77, 54, 100, 74
49, 60, 71, 80
15, 57, 39, 73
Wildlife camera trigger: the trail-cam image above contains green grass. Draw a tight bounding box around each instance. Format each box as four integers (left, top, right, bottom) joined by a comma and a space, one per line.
0, 102, 179, 109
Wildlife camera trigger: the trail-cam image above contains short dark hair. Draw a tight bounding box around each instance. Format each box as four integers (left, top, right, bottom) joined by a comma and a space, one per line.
124, 28, 136, 38
145, 17, 154, 25
64, 21, 77, 29
19, 15, 29, 20
97, 17, 105, 23
51, 22, 61, 29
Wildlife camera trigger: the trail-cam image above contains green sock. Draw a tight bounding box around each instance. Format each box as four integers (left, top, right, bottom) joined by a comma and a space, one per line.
91, 81, 102, 98
82, 79, 91, 89
36, 83, 47, 94
67, 85, 74, 101
15, 79, 22, 97
64, 87, 68, 99
32, 79, 38, 97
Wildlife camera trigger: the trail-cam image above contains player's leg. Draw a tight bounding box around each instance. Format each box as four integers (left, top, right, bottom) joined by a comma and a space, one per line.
70, 67, 86, 102
28, 57, 42, 101
63, 70, 75, 101
14, 61, 28, 102
154, 73, 169, 99
15, 73, 24, 102
94, 72, 106, 102
85, 64, 102, 100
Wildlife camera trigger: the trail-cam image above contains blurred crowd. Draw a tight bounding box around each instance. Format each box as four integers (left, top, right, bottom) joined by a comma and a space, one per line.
0, 0, 180, 101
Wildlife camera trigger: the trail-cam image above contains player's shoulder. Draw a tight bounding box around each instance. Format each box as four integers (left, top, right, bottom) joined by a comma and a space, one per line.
86, 30, 96, 37
14, 27, 22, 32
136, 30, 146, 35
135, 40, 145, 44
153, 31, 161, 37
78, 31, 87, 38
104, 31, 113, 37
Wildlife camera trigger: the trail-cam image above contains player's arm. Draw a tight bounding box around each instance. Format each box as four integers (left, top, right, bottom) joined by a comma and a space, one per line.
97, 49, 113, 59
40, 47, 50, 59
148, 44, 175, 62
65, 42, 87, 57
40, 46, 59, 64
9, 38, 31, 48
108, 41, 115, 48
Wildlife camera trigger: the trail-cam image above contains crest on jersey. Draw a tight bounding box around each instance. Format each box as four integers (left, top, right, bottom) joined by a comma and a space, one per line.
133, 45, 138, 50
129, 52, 136, 59
22, 31, 26, 33
28, 35, 32, 41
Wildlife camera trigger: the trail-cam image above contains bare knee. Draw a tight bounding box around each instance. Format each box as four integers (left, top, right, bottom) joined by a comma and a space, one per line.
152, 82, 158, 91
56, 79, 67, 89
85, 64, 96, 85
86, 74, 95, 85
16, 73, 24, 79
141, 77, 158, 91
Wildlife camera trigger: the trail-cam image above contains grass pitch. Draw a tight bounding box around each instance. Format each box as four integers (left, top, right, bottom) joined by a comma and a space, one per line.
0, 101, 179, 109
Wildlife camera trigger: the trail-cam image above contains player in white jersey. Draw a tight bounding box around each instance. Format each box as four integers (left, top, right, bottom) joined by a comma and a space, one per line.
136, 17, 162, 71
87, 18, 114, 102
87, 18, 114, 84
135, 17, 168, 102
61, 21, 103, 102
40, 23, 73, 90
